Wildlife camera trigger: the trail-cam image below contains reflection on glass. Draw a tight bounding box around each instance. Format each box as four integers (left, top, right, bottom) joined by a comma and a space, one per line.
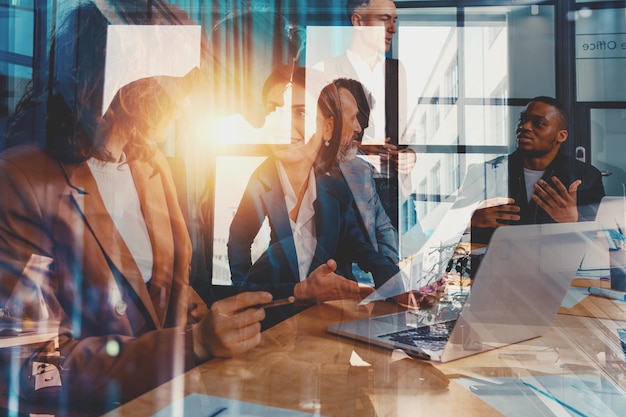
464, 104, 524, 148
576, 7, 626, 101
212, 156, 269, 285
590, 109, 626, 196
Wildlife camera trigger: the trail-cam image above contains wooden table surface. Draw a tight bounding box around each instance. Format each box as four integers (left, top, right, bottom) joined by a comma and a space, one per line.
106, 297, 626, 417
559, 278, 626, 320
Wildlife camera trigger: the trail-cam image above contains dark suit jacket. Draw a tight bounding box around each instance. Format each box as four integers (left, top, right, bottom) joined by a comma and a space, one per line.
466, 150, 606, 244
227, 157, 400, 300
0, 146, 207, 409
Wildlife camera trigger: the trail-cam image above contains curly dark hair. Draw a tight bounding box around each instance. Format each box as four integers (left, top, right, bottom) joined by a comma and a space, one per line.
528, 96, 569, 130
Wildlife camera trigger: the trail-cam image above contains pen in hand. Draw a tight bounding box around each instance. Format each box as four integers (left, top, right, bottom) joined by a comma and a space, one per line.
251, 296, 296, 309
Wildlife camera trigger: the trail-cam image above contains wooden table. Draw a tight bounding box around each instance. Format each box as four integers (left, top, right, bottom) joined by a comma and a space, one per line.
559, 278, 626, 321
106, 298, 626, 417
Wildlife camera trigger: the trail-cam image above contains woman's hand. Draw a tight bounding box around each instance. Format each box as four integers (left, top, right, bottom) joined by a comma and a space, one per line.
294, 259, 375, 303
192, 291, 272, 361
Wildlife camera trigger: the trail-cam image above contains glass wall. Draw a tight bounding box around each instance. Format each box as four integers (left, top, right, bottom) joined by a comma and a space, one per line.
591, 108, 626, 196
391, 5, 556, 256
576, 7, 626, 102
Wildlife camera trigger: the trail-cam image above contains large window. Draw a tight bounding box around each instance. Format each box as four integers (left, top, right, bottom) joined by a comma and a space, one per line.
393, 4, 556, 255
0, 0, 36, 147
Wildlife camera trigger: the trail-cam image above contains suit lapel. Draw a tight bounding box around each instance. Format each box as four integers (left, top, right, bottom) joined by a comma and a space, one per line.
62, 161, 161, 327
258, 160, 300, 281
130, 159, 174, 326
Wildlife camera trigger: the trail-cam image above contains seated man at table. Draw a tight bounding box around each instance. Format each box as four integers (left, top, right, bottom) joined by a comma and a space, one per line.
456, 96, 605, 246
329, 78, 399, 286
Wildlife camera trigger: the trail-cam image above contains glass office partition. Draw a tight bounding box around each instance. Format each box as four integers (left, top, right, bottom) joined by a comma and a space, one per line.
210, 156, 269, 285
466, 6, 555, 100
575, 7, 626, 102
394, 5, 555, 257
590, 108, 626, 197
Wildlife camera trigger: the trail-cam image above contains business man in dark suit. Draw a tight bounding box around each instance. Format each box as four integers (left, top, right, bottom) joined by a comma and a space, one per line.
328, 78, 400, 286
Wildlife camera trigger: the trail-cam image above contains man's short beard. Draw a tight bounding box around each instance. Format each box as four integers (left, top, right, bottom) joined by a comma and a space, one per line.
517, 137, 558, 159
517, 148, 546, 159
337, 141, 359, 162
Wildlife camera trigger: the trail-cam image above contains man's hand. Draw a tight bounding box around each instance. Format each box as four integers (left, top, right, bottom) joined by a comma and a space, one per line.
396, 147, 416, 175
294, 259, 375, 303
192, 291, 271, 361
471, 197, 521, 229
532, 177, 580, 223
358, 137, 416, 175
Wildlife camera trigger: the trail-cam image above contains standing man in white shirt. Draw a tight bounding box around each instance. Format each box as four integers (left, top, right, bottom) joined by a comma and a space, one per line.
314, 0, 417, 247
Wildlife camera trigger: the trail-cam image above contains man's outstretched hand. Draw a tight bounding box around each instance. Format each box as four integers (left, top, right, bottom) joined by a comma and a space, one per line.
294, 259, 375, 303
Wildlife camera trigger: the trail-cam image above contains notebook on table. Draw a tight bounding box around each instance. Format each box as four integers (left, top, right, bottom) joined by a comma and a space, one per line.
327, 221, 599, 362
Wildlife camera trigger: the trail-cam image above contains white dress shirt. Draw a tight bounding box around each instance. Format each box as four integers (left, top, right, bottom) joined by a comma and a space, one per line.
276, 161, 318, 282
88, 157, 153, 283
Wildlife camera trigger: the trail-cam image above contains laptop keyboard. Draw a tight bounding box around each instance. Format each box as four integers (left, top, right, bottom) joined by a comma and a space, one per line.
379, 321, 457, 352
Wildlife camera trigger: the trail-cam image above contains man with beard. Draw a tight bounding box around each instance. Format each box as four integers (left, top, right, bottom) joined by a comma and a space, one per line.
458, 96, 605, 245
329, 78, 399, 281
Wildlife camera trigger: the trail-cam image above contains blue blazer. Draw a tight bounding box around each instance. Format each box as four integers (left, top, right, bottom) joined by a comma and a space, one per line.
227, 157, 399, 299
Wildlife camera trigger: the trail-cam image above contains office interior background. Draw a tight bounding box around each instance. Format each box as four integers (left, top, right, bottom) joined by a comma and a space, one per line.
1, 0, 625, 290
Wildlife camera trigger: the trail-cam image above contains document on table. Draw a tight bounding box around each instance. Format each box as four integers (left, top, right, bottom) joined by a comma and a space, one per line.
152, 393, 324, 417
561, 287, 591, 309
575, 268, 609, 279
456, 374, 626, 417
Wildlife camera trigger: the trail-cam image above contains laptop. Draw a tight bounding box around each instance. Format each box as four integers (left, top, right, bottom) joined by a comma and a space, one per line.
579, 196, 625, 272
595, 196, 626, 231
327, 221, 599, 362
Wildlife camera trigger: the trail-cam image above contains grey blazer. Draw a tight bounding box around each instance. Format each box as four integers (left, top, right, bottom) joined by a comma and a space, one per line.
338, 157, 399, 263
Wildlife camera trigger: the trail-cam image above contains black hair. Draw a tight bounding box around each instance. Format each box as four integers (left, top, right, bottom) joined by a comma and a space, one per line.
332, 78, 372, 141
528, 96, 569, 130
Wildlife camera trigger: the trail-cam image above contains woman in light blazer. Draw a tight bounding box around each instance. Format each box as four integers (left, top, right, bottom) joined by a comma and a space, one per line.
0, 2, 270, 412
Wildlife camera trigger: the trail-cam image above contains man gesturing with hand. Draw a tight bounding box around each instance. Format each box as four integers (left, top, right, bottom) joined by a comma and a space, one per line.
458, 96, 605, 245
